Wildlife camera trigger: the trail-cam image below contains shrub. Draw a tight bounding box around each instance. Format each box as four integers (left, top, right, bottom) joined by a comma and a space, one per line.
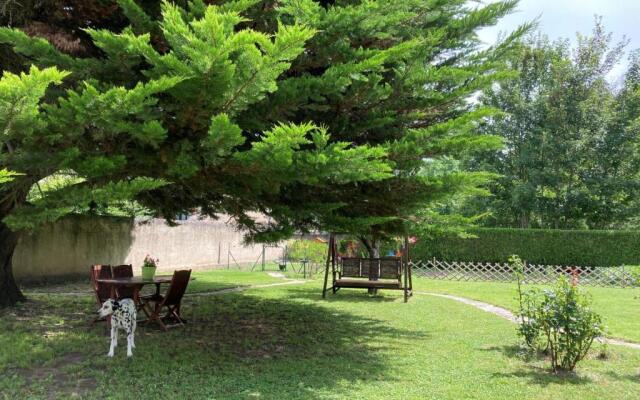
286, 240, 328, 264
512, 256, 544, 352
515, 274, 604, 372
413, 228, 640, 266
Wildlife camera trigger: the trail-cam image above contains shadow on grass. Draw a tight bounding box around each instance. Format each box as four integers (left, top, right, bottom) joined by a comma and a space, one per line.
605, 371, 640, 383
2, 286, 428, 399
492, 368, 594, 386
484, 345, 594, 386
284, 284, 404, 304
176, 286, 428, 355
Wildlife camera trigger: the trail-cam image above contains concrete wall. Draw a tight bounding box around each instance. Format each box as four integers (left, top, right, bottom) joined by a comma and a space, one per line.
13, 215, 284, 282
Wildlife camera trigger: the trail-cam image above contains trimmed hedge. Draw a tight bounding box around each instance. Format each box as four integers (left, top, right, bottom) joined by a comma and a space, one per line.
412, 228, 640, 267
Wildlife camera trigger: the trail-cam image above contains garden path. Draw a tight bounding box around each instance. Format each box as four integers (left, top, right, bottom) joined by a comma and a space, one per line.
416, 291, 640, 350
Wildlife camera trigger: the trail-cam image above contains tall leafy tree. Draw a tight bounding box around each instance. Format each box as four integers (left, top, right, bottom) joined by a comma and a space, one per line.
233, 0, 528, 253
0, 1, 391, 306
610, 50, 640, 228
468, 21, 640, 229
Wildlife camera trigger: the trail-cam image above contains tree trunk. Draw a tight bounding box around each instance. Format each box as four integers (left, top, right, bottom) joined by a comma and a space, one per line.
360, 236, 380, 294
0, 220, 25, 307
519, 212, 530, 229
0, 183, 30, 308
360, 236, 380, 258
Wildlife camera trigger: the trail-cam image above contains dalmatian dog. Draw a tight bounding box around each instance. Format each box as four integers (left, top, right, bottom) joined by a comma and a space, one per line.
97, 298, 137, 357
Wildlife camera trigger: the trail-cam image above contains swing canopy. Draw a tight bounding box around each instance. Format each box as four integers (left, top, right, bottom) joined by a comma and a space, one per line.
322, 234, 414, 302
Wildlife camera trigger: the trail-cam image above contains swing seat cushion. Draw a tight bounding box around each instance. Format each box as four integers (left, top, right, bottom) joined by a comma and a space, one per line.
334, 278, 402, 289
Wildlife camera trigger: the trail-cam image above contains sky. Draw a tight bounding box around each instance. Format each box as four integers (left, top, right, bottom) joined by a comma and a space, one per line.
478, 0, 640, 81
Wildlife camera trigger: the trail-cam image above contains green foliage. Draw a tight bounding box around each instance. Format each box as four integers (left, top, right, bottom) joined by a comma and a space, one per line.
286, 239, 327, 264
5, 177, 168, 230
0, 65, 68, 137
233, 0, 527, 246
464, 20, 640, 229
0, 1, 392, 237
412, 227, 640, 266
116, 0, 154, 34
0, 169, 20, 184
336, 236, 402, 258
515, 276, 604, 372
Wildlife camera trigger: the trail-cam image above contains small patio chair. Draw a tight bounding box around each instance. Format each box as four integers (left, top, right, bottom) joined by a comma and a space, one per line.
110, 263, 153, 320
90, 264, 112, 325
145, 270, 192, 331
110, 264, 135, 300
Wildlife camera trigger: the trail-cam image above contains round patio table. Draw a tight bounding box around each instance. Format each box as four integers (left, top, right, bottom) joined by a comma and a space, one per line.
96, 275, 174, 303
96, 275, 194, 329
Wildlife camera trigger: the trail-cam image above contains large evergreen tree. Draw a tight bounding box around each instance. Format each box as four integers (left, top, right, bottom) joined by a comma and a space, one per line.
0, 1, 391, 306
1, 0, 526, 306
234, 0, 527, 253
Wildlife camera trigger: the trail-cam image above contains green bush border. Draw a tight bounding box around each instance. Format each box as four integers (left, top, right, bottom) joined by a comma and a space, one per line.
412, 228, 640, 266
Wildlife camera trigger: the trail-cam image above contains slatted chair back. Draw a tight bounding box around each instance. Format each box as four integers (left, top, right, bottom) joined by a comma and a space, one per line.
341, 258, 363, 278
379, 257, 402, 280
111, 264, 134, 299
90, 264, 112, 304
111, 264, 133, 277
163, 270, 192, 307
340, 257, 402, 280
364, 259, 379, 280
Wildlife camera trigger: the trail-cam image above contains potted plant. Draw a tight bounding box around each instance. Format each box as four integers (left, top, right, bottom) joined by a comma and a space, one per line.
141, 255, 159, 280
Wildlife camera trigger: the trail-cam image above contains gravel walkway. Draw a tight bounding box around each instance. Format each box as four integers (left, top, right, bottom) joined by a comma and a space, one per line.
416, 291, 640, 350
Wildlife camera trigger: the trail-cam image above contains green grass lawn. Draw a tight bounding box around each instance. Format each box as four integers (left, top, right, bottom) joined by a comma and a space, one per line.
187, 270, 286, 293
1, 272, 639, 399
413, 278, 640, 343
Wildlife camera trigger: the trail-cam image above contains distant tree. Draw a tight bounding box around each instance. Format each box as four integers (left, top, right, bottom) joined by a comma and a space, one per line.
467, 20, 640, 229
0, 1, 391, 307
611, 50, 640, 228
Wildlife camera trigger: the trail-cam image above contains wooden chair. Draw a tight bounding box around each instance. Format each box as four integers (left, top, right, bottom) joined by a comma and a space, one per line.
90, 264, 112, 324
110, 264, 135, 299
145, 270, 192, 331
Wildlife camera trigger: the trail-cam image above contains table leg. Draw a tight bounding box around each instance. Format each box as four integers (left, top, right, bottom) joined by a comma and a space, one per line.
134, 285, 151, 321
144, 284, 167, 331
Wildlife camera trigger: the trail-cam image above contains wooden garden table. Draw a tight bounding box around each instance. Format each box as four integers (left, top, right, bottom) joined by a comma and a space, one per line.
96, 275, 174, 304
96, 275, 195, 328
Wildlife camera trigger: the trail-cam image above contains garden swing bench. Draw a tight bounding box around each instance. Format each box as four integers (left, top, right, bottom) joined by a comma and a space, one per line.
322, 234, 414, 302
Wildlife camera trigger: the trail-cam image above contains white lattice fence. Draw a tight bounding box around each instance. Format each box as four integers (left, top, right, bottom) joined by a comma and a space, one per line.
411, 259, 637, 287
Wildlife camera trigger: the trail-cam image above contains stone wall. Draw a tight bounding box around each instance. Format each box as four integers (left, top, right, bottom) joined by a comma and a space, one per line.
13, 215, 284, 282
